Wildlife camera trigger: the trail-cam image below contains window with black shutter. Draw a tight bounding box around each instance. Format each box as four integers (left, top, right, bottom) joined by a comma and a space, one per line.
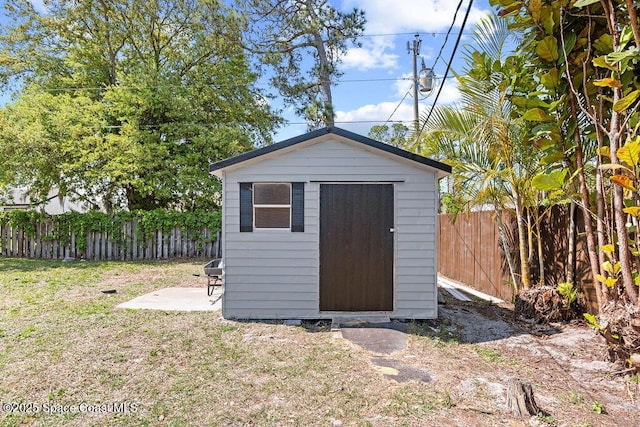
254, 183, 291, 229
239, 182, 304, 232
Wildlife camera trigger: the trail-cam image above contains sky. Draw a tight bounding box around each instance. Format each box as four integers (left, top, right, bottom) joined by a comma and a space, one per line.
273, 0, 493, 141
292, 0, 490, 142
0, 0, 494, 142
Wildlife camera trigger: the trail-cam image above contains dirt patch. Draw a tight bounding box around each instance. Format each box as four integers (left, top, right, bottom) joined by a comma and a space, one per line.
332, 291, 639, 425
430, 292, 639, 425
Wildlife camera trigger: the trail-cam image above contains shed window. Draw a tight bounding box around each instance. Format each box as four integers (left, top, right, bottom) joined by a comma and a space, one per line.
254, 183, 291, 229
240, 182, 304, 232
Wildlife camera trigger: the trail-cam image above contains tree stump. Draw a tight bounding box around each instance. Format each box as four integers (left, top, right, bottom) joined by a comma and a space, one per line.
506, 378, 540, 417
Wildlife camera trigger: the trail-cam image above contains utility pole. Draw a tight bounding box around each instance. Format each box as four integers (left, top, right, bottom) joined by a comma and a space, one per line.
407, 33, 422, 132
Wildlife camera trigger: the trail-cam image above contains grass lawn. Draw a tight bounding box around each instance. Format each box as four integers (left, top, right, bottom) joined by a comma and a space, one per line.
0, 258, 634, 426
0, 259, 454, 426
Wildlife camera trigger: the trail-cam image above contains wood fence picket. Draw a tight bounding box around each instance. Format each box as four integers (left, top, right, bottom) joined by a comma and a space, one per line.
0, 220, 221, 260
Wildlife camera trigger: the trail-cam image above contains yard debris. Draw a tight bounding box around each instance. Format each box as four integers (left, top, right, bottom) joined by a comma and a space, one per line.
514, 286, 580, 324
597, 302, 640, 368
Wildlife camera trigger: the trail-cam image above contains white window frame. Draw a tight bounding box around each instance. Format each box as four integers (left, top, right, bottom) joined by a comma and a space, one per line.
253, 183, 292, 230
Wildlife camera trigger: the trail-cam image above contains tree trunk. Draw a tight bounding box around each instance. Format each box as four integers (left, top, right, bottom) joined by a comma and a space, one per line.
537, 215, 545, 287
595, 115, 610, 306
506, 378, 540, 417
567, 201, 576, 285
496, 210, 519, 293
608, 127, 639, 305
306, 0, 334, 127
570, 92, 606, 310
603, 0, 639, 306
515, 195, 531, 290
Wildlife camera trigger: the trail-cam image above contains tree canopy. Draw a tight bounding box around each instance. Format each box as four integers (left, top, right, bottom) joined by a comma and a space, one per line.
0, 0, 280, 211
236, 0, 366, 129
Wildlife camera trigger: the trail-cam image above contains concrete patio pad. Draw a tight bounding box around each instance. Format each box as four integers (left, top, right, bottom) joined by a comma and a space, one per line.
117, 287, 222, 312
340, 323, 408, 355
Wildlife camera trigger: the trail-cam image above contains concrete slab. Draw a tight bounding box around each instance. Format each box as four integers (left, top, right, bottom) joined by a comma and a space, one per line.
340, 324, 408, 354
370, 357, 432, 383
331, 316, 391, 331
438, 275, 505, 304
438, 278, 472, 302
116, 287, 222, 312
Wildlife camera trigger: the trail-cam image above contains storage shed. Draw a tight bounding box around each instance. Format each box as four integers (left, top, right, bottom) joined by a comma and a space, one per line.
209, 127, 451, 320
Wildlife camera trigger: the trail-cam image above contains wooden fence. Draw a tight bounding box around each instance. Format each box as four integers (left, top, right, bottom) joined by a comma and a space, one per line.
438, 210, 515, 302
438, 206, 598, 312
0, 221, 221, 261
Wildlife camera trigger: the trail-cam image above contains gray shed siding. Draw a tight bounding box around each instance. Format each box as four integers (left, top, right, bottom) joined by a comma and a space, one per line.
220, 135, 439, 319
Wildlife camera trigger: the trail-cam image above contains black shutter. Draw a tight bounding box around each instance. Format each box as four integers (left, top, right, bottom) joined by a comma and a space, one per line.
239, 182, 253, 232
291, 182, 305, 232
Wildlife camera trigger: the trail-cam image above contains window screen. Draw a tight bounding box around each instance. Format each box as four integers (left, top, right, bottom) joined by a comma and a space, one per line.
253, 183, 291, 229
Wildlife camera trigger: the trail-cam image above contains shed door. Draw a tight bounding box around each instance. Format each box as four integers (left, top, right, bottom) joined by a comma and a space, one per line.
319, 184, 394, 311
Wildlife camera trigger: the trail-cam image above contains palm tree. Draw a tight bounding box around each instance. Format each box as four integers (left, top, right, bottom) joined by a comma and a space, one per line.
412, 14, 541, 291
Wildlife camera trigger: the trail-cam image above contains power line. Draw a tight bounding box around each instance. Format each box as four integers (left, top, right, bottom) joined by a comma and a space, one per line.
384, 1, 466, 131
430, 0, 464, 71
360, 31, 473, 38
13, 75, 460, 94
417, 0, 474, 141
9, 118, 410, 131
382, 88, 412, 127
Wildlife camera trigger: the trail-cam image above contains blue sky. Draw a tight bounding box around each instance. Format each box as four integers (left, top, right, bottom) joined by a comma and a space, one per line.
0, 0, 494, 142
285, 0, 492, 141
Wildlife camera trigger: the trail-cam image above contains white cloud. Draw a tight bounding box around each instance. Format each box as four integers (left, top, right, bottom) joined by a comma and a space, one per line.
393, 72, 413, 98
333, 101, 409, 135
342, 0, 489, 34
343, 37, 399, 71
334, 76, 462, 134
28, 0, 48, 14
432, 77, 462, 105
338, 0, 489, 72
336, 101, 411, 124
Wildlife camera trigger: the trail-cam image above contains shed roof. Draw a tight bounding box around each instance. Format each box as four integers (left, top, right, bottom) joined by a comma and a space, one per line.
209, 127, 451, 178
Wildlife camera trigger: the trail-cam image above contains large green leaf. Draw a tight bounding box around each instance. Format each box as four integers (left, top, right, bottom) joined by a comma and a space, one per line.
598, 163, 632, 172
542, 5, 555, 35
613, 90, 640, 113
532, 170, 568, 191
541, 151, 565, 165
594, 34, 613, 55
536, 36, 559, 62
526, 97, 550, 109
540, 68, 559, 89
617, 138, 640, 167
592, 55, 616, 71
573, 0, 600, 7
620, 26, 634, 50
529, 0, 542, 22
606, 49, 639, 65
593, 77, 622, 88
562, 31, 577, 55
522, 108, 552, 121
